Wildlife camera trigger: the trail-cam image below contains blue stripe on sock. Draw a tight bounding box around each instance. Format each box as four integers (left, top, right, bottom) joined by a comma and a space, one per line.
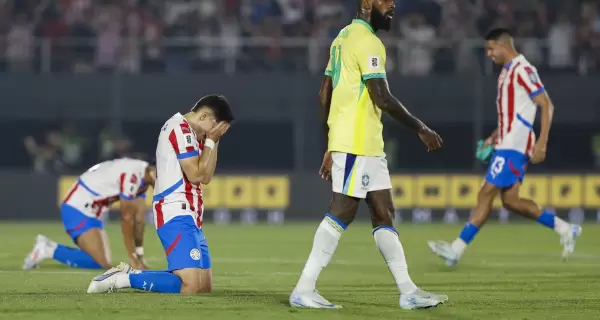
372, 225, 398, 236
325, 213, 347, 230
458, 222, 480, 244
536, 210, 555, 229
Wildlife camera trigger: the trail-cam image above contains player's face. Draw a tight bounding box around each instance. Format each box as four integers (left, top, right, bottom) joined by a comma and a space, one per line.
197, 109, 218, 134
371, 0, 395, 31
485, 40, 507, 65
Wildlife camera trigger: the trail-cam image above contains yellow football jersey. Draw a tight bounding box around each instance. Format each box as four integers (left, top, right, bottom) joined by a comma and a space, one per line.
325, 19, 387, 157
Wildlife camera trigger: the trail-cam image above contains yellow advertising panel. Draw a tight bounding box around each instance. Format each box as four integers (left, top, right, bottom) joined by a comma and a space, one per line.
256, 176, 290, 209
520, 175, 549, 207
390, 175, 414, 208
550, 175, 582, 208
57, 176, 78, 206
449, 175, 480, 208
415, 175, 448, 208
584, 175, 600, 208
223, 176, 254, 209
202, 177, 223, 209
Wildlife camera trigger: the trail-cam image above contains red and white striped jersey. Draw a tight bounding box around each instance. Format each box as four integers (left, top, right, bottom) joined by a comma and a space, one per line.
153, 113, 205, 229
495, 54, 545, 156
62, 158, 150, 219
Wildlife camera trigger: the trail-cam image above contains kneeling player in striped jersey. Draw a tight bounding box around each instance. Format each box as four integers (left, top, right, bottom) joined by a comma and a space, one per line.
428, 28, 582, 266
87, 95, 233, 294
23, 158, 155, 270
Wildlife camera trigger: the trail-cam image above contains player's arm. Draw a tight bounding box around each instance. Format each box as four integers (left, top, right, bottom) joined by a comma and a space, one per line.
200, 141, 219, 185
366, 78, 427, 132
319, 75, 333, 144
484, 128, 499, 146
177, 123, 229, 185
118, 173, 145, 267
518, 67, 553, 163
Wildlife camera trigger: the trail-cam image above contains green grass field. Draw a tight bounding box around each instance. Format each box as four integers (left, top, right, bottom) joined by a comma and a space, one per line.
0, 222, 599, 320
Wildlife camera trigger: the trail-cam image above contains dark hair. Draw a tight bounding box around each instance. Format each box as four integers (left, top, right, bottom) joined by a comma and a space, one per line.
191, 94, 235, 122
485, 28, 513, 41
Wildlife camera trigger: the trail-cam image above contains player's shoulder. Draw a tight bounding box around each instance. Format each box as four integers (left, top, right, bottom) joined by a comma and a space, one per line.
112, 157, 148, 170
515, 55, 539, 73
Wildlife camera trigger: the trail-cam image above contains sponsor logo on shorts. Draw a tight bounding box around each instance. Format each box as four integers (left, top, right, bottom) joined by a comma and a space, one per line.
190, 248, 201, 260
361, 173, 371, 188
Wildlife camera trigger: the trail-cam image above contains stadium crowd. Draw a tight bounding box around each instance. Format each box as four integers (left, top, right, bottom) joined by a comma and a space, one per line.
0, 0, 598, 74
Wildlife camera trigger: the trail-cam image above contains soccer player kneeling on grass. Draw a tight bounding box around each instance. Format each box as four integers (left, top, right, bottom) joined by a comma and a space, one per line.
24, 158, 155, 271
87, 95, 233, 294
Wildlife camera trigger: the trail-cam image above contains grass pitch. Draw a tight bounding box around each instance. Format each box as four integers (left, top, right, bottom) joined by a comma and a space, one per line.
0, 222, 599, 320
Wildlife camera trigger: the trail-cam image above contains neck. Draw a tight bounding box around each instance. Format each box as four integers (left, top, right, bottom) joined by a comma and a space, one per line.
183, 113, 205, 136
504, 50, 519, 65
356, 13, 376, 32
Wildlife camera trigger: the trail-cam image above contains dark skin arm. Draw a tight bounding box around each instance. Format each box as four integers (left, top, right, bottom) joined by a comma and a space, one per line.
318, 76, 333, 181
365, 78, 443, 151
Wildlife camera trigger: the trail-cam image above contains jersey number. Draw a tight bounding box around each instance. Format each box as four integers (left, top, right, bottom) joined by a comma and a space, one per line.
330, 45, 342, 89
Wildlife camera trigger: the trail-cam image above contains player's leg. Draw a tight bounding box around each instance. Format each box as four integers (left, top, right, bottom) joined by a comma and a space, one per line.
365, 156, 447, 309
291, 152, 361, 308
501, 183, 582, 258
428, 153, 504, 265
88, 215, 210, 294
24, 204, 108, 270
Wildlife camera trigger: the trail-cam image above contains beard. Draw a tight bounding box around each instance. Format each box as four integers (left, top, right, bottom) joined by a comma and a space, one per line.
371, 9, 391, 31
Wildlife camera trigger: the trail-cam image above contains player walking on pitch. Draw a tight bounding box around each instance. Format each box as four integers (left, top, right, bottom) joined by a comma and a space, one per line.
24, 158, 155, 270
87, 95, 233, 294
428, 28, 582, 265
290, 0, 447, 310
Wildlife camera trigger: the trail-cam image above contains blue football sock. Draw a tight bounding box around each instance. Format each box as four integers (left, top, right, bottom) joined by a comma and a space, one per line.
458, 222, 480, 245
52, 244, 103, 269
536, 210, 555, 229
129, 271, 182, 294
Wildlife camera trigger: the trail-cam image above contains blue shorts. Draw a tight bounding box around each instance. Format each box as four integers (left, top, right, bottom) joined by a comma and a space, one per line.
157, 215, 211, 271
485, 150, 529, 189
61, 203, 104, 243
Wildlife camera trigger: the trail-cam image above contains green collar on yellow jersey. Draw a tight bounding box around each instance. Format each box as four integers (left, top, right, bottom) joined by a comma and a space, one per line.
352, 19, 375, 34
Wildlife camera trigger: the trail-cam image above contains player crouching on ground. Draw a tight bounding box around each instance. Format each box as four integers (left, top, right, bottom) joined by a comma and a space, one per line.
87, 94, 234, 295
24, 158, 156, 271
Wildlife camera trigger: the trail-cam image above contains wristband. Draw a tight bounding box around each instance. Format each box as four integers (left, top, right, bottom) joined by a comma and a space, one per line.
135, 247, 144, 256
204, 139, 215, 150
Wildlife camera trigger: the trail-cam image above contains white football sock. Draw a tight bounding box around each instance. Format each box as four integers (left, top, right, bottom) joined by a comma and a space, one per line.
373, 227, 418, 294
44, 238, 58, 259
296, 217, 344, 293
115, 273, 131, 289
554, 216, 571, 235
451, 238, 468, 257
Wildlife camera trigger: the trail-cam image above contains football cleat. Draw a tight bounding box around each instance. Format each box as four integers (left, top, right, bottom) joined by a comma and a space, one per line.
289, 288, 341, 309
87, 262, 134, 293
400, 289, 448, 310
427, 240, 459, 266
560, 224, 582, 260
23, 234, 51, 270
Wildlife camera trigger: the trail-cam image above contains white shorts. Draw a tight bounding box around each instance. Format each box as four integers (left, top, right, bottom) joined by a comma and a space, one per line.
331, 152, 392, 199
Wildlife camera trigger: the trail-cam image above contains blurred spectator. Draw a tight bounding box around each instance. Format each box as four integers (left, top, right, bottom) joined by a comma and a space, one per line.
164, 14, 193, 73
400, 13, 435, 76
24, 132, 65, 174
547, 13, 575, 72
6, 13, 34, 73
94, 4, 122, 73
516, 18, 543, 67
60, 122, 85, 169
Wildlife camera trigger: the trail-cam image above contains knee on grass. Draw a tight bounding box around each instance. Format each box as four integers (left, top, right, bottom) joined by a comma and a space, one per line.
176, 269, 212, 294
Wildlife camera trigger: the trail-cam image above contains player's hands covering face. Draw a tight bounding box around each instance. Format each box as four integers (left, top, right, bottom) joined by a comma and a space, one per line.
319, 151, 333, 182
206, 121, 230, 142
418, 126, 443, 152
